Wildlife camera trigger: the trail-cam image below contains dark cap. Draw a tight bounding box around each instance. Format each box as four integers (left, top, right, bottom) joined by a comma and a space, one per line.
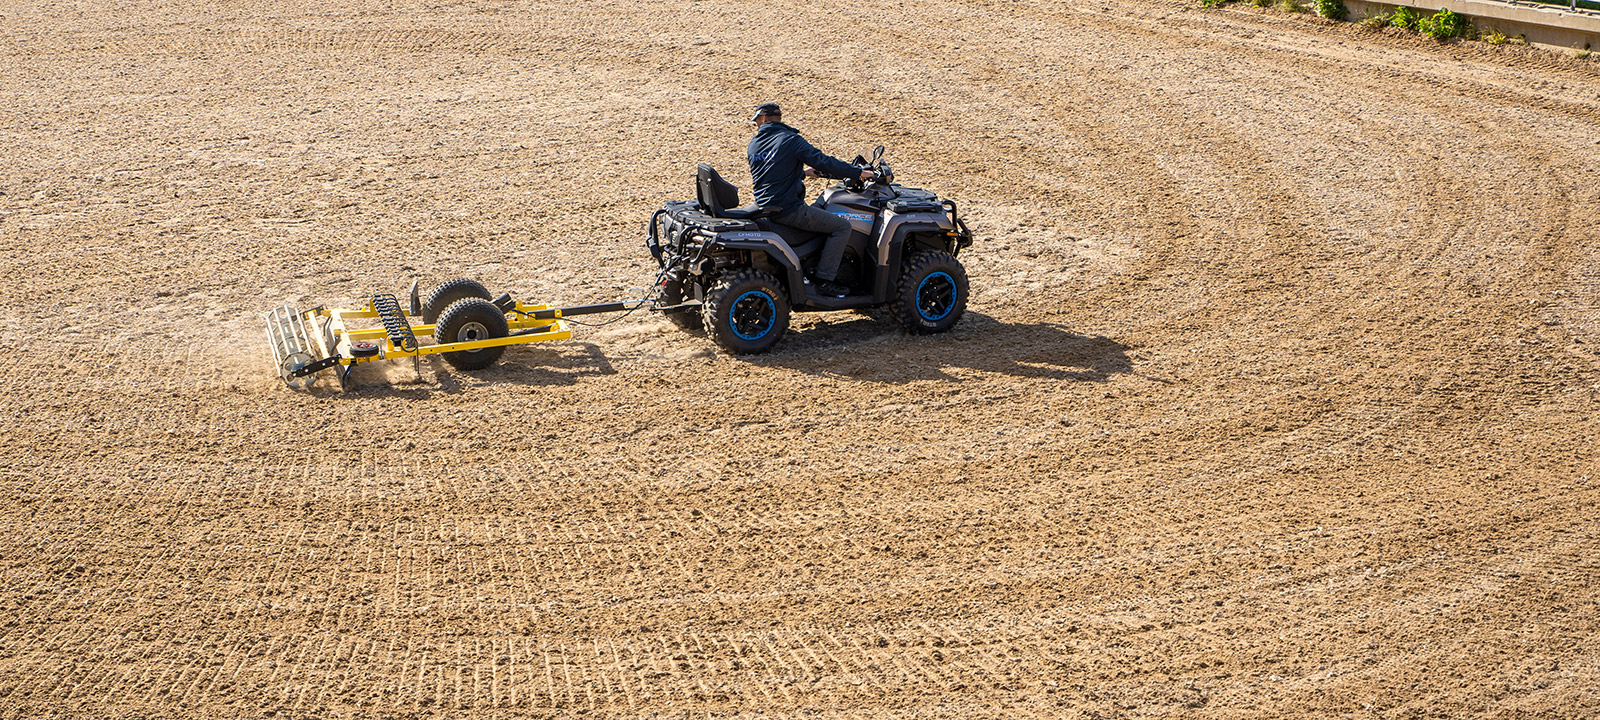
751, 102, 782, 121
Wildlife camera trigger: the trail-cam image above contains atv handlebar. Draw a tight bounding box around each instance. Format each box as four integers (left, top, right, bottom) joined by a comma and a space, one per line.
841, 145, 894, 190
843, 162, 890, 191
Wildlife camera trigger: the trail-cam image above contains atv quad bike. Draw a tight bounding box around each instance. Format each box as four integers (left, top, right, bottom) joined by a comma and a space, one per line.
645, 146, 975, 354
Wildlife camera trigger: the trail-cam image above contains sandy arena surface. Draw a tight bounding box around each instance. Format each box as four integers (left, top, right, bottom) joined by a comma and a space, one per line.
3, 0, 1600, 716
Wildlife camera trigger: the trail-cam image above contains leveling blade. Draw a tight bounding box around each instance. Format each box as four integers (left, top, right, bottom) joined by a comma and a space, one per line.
264, 305, 321, 389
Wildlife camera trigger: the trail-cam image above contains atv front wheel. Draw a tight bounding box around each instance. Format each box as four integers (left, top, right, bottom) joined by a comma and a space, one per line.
892, 251, 968, 334
702, 269, 790, 354
435, 298, 509, 370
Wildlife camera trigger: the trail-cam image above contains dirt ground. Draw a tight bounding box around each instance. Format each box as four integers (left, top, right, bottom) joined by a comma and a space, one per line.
2, 0, 1599, 716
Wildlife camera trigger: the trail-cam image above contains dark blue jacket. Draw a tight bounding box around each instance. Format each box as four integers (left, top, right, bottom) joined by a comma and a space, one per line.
747, 122, 860, 212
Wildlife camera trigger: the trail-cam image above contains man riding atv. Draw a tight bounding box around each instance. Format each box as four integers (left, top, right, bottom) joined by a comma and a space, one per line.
747, 102, 877, 298
647, 107, 973, 354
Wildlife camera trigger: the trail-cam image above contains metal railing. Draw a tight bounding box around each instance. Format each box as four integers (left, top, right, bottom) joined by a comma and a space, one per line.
1510, 0, 1600, 13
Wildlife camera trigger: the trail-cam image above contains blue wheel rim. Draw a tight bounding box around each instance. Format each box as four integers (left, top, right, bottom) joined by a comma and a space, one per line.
731, 290, 776, 340
916, 271, 957, 322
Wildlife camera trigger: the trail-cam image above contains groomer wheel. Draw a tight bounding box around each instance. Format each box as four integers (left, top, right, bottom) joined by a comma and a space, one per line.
422, 278, 492, 325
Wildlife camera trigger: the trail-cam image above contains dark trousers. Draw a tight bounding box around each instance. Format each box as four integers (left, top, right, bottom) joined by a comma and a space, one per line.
774, 204, 852, 282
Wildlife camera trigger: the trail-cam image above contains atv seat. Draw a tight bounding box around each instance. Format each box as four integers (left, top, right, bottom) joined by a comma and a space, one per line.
697, 164, 780, 221
755, 218, 826, 259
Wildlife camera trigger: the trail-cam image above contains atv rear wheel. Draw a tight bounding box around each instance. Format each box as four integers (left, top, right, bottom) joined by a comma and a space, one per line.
892, 251, 968, 334
664, 308, 703, 331
423, 278, 492, 325
434, 298, 509, 370
702, 268, 789, 354
657, 274, 702, 331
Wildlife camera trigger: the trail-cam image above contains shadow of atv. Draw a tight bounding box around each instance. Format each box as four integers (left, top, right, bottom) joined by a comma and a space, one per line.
746, 311, 1140, 385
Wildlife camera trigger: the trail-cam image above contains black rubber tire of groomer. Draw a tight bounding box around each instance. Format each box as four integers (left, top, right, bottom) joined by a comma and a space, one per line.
422, 278, 492, 325
434, 298, 510, 370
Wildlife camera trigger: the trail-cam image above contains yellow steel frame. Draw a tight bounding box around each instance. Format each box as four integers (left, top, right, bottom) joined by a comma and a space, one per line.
301, 299, 573, 368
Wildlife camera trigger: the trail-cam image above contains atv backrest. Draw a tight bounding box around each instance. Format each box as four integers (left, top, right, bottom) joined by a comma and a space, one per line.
696, 164, 741, 217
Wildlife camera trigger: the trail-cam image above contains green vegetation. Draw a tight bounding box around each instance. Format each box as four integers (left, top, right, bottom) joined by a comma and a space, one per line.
1208, 0, 1311, 9
1389, 6, 1421, 30
1481, 28, 1532, 46
1356, 6, 1475, 40
1200, 0, 1549, 50
1358, 10, 1392, 29
1418, 8, 1474, 40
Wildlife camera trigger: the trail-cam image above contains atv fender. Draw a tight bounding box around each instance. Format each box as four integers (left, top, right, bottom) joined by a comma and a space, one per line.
874, 216, 954, 303
878, 215, 956, 261
709, 231, 809, 305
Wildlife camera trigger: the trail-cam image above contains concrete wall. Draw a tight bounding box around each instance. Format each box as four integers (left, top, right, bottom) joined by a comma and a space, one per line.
1344, 0, 1600, 49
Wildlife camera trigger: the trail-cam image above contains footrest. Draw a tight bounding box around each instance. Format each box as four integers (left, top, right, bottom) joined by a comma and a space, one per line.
371, 293, 418, 352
